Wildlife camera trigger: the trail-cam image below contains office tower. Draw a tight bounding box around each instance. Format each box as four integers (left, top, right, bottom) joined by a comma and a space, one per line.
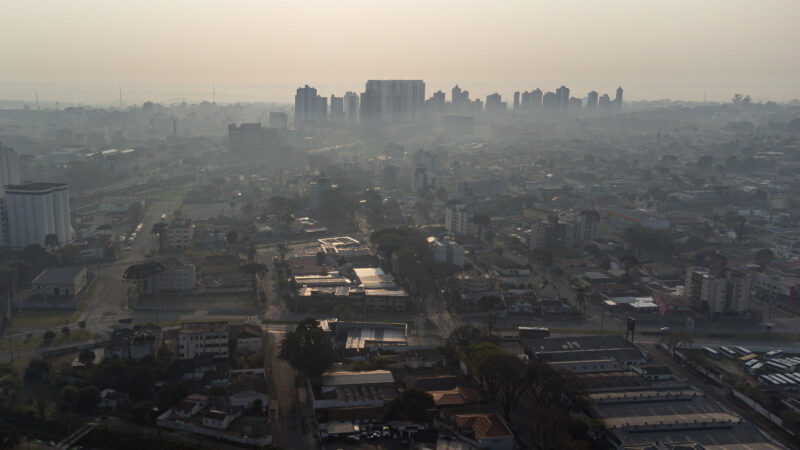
598, 94, 611, 112
294, 85, 318, 125
530, 89, 543, 109
451, 84, 470, 113
309, 177, 332, 210
470, 99, 483, 114
426, 90, 446, 117
359, 80, 425, 124
6, 182, 71, 248
586, 91, 599, 111
330, 95, 344, 122
344, 92, 359, 122
542, 91, 559, 113
268, 112, 288, 129
317, 95, 327, 121
615, 86, 624, 111
485, 93, 506, 113
556, 85, 570, 112
568, 97, 583, 112
513, 91, 520, 109
0, 144, 20, 197
521, 91, 532, 108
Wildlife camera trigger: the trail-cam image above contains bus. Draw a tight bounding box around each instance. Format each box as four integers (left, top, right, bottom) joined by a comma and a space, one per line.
719, 346, 738, 359
702, 347, 720, 359
765, 349, 783, 359
518, 327, 550, 338
734, 346, 752, 356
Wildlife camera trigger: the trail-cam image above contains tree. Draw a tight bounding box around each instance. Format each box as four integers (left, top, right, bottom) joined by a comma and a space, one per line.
44, 233, 60, 249
278, 243, 288, 263
79, 348, 96, 365
572, 283, 588, 314
78, 320, 87, 329
477, 295, 504, 334
480, 353, 529, 418
43, 330, 55, 343
24, 358, 50, 383
445, 325, 483, 360
58, 385, 80, 412
151, 223, 167, 250
278, 318, 336, 378
661, 331, 693, 355
239, 263, 268, 304
123, 261, 165, 304
754, 248, 774, 272
225, 230, 239, 245
61, 326, 70, 338
383, 388, 435, 423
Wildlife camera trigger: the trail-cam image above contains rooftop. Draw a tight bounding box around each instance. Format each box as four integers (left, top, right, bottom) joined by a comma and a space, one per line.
321, 370, 395, 386
32, 266, 85, 284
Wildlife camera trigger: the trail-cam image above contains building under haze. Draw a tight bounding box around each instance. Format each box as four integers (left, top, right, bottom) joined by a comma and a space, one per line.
330, 95, 344, 122
5, 182, 71, 249
586, 91, 599, 111
344, 92, 359, 122
359, 80, 426, 125
268, 111, 288, 129
0, 145, 21, 197
615, 86, 624, 111
556, 85, 570, 113
228, 123, 280, 153
295, 85, 327, 126
485, 93, 506, 113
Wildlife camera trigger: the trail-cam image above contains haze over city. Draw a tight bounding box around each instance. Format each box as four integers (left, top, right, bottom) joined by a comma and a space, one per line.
1, 0, 799, 104
1, 2, 800, 450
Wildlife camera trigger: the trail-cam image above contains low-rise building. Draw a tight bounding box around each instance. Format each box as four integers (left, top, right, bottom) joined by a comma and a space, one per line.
179, 321, 229, 360
31, 266, 88, 302
311, 370, 398, 411
104, 324, 162, 360
454, 414, 514, 450
167, 219, 194, 249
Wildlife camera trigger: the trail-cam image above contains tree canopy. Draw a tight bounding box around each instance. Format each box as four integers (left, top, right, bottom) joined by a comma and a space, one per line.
278, 318, 336, 378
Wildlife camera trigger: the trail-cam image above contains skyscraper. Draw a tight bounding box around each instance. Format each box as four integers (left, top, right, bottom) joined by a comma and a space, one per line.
513, 91, 520, 109
426, 90, 446, 117
485, 93, 506, 113
359, 80, 426, 124
598, 94, 611, 112
6, 182, 71, 248
294, 85, 319, 126
586, 91, 599, 111
344, 92, 359, 122
451, 84, 470, 113
615, 86, 624, 111
542, 91, 559, 113
330, 95, 344, 122
556, 85, 570, 112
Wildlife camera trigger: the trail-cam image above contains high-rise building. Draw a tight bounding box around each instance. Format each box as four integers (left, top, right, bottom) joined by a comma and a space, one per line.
0, 144, 21, 197
485, 93, 506, 113
598, 94, 611, 112
586, 91, 599, 111
5, 182, 71, 248
330, 95, 344, 122
615, 86, 624, 111
426, 90, 446, 117
359, 80, 426, 124
344, 92, 359, 122
542, 91, 559, 113
556, 85, 570, 112
513, 91, 520, 109
268, 112, 288, 129
229, 123, 280, 153
451, 85, 471, 113
568, 97, 583, 112
294, 85, 319, 125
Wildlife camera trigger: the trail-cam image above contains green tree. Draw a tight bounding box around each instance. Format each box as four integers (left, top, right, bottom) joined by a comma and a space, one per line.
79, 348, 96, 365
239, 262, 268, 303
445, 325, 483, 360
123, 261, 165, 303
61, 326, 70, 338
477, 295, 504, 334
383, 388, 435, 423
59, 385, 80, 412
43, 330, 56, 344
226, 230, 239, 245
278, 318, 336, 378
754, 248, 774, 272
24, 358, 50, 383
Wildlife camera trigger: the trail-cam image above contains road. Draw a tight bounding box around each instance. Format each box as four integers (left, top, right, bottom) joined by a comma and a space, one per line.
269, 328, 317, 450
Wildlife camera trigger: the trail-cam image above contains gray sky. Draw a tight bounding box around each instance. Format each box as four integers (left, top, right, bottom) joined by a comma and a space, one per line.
1, 0, 798, 104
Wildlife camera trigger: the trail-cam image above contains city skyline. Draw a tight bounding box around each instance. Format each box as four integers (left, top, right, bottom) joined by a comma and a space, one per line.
0, 0, 798, 104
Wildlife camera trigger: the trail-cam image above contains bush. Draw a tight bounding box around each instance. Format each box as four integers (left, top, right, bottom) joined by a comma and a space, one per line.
43, 330, 56, 343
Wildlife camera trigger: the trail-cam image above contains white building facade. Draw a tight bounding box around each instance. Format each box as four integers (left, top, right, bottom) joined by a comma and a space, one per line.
5, 182, 71, 248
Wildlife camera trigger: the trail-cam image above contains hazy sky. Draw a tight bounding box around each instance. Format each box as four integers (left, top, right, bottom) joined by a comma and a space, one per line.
1, 0, 798, 104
